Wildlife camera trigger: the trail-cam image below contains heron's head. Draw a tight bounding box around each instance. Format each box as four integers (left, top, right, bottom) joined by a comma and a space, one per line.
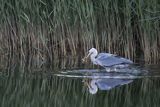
86, 48, 97, 58
89, 48, 98, 55
82, 48, 98, 63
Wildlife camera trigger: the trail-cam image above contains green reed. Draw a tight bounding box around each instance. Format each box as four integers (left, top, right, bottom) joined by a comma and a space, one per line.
0, 0, 160, 66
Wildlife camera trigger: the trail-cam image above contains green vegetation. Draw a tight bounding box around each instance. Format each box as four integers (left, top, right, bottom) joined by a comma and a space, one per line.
0, 0, 160, 66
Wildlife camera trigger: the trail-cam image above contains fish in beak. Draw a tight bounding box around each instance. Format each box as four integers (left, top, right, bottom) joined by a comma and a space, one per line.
82, 52, 92, 63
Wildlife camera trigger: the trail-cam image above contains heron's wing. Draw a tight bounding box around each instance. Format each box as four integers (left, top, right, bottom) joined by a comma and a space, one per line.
97, 53, 115, 59
96, 79, 133, 90
97, 54, 133, 67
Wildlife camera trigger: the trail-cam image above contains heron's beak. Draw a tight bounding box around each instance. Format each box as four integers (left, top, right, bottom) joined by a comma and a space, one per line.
82, 52, 91, 63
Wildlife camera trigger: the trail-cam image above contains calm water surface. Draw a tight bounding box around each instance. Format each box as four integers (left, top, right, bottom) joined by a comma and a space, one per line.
0, 58, 160, 107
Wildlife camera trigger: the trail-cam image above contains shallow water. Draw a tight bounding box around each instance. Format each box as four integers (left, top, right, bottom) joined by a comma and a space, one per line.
0, 58, 160, 107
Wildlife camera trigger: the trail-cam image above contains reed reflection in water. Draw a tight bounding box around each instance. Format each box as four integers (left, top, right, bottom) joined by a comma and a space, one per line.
0, 71, 160, 107
0, 57, 160, 107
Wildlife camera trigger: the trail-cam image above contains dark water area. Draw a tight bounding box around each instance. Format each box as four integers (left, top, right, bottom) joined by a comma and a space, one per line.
0, 57, 160, 107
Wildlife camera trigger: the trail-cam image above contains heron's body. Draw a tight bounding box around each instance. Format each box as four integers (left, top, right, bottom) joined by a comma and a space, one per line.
96, 53, 133, 67
83, 48, 133, 70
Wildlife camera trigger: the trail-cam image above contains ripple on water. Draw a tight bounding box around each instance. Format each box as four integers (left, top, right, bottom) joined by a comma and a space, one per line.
54, 66, 149, 79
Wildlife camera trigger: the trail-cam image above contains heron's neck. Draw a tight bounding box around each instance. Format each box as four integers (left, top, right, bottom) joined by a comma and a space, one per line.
90, 53, 97, 64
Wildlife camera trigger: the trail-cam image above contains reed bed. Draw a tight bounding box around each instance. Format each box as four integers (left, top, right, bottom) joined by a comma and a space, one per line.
0, 0, 160, 67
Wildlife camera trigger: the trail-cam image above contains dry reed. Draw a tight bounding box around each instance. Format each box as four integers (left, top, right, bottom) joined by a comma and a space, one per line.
0, 0, 160, 68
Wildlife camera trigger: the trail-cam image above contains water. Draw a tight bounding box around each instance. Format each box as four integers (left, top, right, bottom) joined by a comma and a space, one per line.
0, 58, 160, 107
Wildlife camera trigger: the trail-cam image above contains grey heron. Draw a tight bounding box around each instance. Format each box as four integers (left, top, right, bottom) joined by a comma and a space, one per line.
82, 48, 133, 71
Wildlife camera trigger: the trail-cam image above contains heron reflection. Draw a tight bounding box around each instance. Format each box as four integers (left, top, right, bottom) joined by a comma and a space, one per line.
83, 78, 133, 94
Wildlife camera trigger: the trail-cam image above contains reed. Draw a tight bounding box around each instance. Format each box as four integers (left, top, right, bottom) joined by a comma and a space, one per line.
0, 0, 160, 66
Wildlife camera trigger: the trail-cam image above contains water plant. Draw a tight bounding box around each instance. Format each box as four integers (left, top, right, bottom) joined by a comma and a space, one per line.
0, 0, 159, 67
